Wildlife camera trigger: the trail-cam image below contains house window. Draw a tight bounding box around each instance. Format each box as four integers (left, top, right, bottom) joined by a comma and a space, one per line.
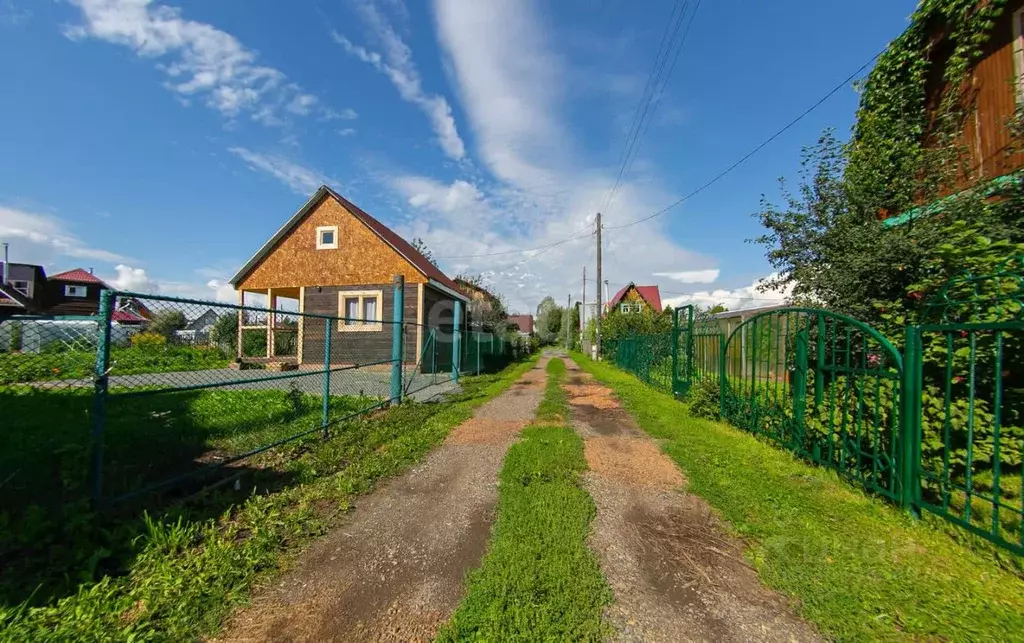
316, 225, 339, 250
65, 285, 88, 298
11, 280, 31, 297
338, 290, 383, 331
620, 303, 630, 313
1015, 7, 1024, 103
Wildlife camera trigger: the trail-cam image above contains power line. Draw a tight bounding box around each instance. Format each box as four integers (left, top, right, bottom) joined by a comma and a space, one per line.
603, 0, 700, 213
605, 47, 884, 231
433, 223, 594, 259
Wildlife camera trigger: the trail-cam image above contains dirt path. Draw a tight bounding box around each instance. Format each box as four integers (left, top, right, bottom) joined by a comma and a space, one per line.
216, 358, 549, 642
563, 359, 820, 643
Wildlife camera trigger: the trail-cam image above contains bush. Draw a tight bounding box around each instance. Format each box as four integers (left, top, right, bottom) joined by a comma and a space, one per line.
685, 377, 720, 420
131, 332, 167, 348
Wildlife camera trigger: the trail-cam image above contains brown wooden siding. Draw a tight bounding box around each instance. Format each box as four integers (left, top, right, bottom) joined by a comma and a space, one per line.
924, 0, 1024, 194
299, 283, 419, 366
44, 281, 102, 316
238, 195, 428, 291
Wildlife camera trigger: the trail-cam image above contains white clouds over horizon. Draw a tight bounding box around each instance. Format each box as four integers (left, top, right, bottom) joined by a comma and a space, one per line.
653, 269, 720, 284
661, 273, 793, 312
64, 0, 354, 126
0, 205, 129, 266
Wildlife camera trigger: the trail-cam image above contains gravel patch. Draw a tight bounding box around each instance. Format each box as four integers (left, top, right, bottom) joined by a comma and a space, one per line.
565, 359, 820, 643
216, 359, 548, 642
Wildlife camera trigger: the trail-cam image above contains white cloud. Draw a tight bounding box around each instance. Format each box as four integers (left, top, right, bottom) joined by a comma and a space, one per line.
0, 205, 129, 266
338, 127, 356, 137
110, 264, 158, 291
653, 269, 720, 284
324, 107, 359, 121
64, 0, 353, 125
228, 147, 334, 194
661, 273, 794, 312
331, 3, 465, 160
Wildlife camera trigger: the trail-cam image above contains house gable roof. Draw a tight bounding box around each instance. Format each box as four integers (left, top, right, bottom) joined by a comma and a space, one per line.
608, 282, 662, 311
50, 268, 107, 285
230, 185, 463, 295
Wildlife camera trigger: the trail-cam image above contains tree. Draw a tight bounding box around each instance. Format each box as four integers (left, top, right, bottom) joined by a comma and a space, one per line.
411, 237, 438, 268
705, 303, 728, 315
147, 310, 187, 338
211, 313, 238, 352
534, 296, 563, 345
456, 273, 509, 332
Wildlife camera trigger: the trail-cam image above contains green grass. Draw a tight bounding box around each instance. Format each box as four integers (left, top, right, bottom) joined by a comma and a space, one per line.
0, 345, 231, 385
574, 353, 1024, 641
437, 357, 611, 642
0, 356, 537, 641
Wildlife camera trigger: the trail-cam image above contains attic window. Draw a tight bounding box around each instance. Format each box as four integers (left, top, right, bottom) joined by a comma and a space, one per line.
316, 226, 338, 250
65, 285, 87, 298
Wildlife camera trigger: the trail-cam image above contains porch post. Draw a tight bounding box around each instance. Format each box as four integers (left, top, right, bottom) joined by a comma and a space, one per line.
266, 288, 274, 359
236, 289, 244, 361
390, 275, 404, 404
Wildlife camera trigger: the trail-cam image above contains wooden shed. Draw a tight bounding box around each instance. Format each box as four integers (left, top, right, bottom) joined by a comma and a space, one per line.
229, 185, 469, 367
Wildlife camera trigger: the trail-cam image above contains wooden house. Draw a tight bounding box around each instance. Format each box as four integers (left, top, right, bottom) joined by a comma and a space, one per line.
607, 283, 662, 314
229, 185, 469, 366
883, 0, 1024, 226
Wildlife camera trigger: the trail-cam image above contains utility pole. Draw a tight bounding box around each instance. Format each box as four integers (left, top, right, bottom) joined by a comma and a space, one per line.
581, 265, 586, 347
565, 293, 572, 350
595, 212, 603, 359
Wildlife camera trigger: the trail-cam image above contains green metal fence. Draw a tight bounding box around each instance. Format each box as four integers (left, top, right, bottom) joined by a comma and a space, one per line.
603, 263, 1024, 555
1, 282, 527, 515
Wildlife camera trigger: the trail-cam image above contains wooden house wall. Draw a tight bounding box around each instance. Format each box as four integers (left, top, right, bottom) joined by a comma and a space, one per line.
44, 280, 102, 316
238, 195, 428, 291
923, 0, 1024, 193
300, 283, 418, 365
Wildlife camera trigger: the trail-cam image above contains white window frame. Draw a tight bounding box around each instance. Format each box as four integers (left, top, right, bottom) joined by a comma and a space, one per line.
338, 289, 383, 332
11, 280, 31, 297
1014, 7, 1024, 104
619, 303, 630, 313
65, 284, 88, 298
316, 225, 339, 250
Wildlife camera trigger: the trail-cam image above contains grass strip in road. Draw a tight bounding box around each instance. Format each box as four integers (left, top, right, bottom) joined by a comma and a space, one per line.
0, 356, 538, 642
437, 357, 611, 642
574, 353, 1024, 642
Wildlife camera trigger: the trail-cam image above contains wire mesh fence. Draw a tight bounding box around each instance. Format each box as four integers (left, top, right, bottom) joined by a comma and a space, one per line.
2, 286, 529, 515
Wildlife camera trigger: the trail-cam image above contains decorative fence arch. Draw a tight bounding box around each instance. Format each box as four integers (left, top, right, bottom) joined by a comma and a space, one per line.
721, 308, 906, 503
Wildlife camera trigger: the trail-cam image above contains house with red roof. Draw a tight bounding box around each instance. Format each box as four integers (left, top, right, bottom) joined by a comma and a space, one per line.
607, 282, 662, 315
1, 260, 147, 323
229, 185, 469, 365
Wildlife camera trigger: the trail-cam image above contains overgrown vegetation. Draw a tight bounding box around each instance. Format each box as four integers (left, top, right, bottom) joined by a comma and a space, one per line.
437, 358, 611, 641
0, 358, 537, 640
577, 354, 1024, 641
0, 343, 231, 385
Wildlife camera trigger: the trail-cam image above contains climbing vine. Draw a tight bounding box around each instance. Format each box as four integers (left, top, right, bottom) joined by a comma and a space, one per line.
846, 0, 1007, 216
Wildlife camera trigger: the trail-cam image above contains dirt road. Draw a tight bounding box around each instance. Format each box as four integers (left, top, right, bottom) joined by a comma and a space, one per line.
563, 358, 820, 643
216, 358, 548, 642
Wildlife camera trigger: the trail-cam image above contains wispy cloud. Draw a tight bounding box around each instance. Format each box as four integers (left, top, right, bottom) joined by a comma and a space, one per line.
228, 147, 334, 194
653, 269, 719, 284
64, 0, 353, 126
338, 127, 357, 137
331, 2, 465, 160
0, 205, 129, 265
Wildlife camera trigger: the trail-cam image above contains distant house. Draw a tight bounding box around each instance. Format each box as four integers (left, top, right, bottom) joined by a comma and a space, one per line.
229, 185, 469, 365
607, 283, 662, 314
453, 277, 505, 330
507, 314, 533, 336
45, 268, 109, 316
0, 261, 47, 313
185, 308, 219, 333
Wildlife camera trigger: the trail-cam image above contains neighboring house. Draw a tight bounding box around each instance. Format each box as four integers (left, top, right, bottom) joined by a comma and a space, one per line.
453, 277, 505, 330
507, 314, 534, 336
45, 268, 109, 316
0, 261, 47, 313
113, 296, 151, 325
882, 0, 1024, 227
607, 283, 662, 314
185, 308, 219, 332
229, 185, 469, 365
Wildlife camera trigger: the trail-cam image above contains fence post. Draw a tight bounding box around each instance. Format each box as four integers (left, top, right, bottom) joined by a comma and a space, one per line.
899, 325, 922, 512
686, 305, 695, 388
390, 275, 404, 404
476, 332, 482, 374
718, 333, 727, 418
91, 289, 115, 507
322, 318, 332, 437
452, 300, 462, 383
672, 307, 680, 396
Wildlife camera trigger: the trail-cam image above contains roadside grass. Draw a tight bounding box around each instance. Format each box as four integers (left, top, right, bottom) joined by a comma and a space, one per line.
0, 356, 537, 641
437, 357, 611, 642
574, 353, 1024, 641
0, 345, 231, 385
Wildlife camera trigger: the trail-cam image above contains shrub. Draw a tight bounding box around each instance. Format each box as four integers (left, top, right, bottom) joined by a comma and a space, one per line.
685, 377, 720, 420
131, 332, 167, 348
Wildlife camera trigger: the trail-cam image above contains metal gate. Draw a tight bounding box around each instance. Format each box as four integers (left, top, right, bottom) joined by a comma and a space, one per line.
722, 308, 905, 502
672, 305, 725, 396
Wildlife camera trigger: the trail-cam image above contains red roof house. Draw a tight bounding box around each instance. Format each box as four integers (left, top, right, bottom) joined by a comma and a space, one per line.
607, 283, 662, 314
507, 314, 534, 335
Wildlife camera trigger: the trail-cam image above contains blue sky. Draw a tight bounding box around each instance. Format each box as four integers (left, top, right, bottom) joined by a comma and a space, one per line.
0, 0, 916, 312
